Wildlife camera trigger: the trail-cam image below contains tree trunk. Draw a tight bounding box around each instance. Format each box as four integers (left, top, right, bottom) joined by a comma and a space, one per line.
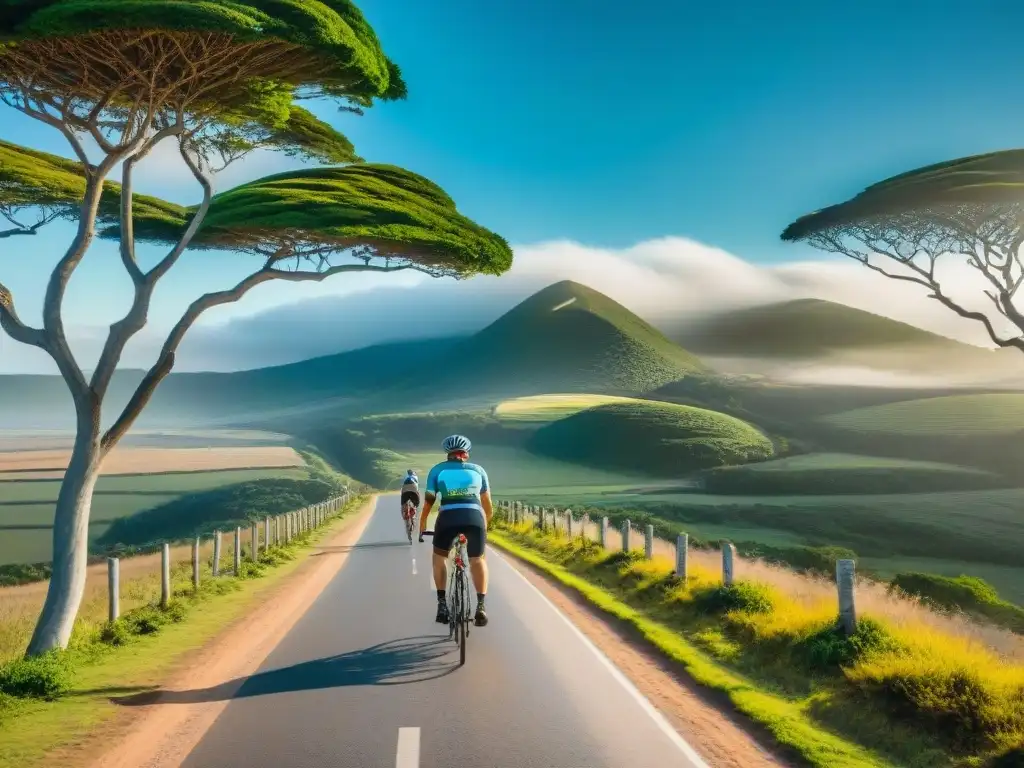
25, 404, 102, 656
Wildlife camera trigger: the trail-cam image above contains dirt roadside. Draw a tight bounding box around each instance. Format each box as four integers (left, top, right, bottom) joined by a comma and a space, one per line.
491, 546, 792, 768
79, 496, 378, 768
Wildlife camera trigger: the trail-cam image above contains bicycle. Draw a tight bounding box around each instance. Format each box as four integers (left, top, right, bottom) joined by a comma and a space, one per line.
402, 500, 417, 544
420, 530, 472, 666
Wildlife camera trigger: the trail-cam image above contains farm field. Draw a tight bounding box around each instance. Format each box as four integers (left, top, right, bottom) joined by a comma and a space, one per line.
0, 428, 291, 452
0, 445, 303, 479
493, 393, 639, 425
0, 466, 308, 564
822, 393, 1024, 435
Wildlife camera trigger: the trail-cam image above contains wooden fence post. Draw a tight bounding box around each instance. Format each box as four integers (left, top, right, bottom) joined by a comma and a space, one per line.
622, 519, 631, 552
234, 527, 241, 574
264, 517, 271, 552
676, 533, 688, 579
581, 512, 589, 541
107, 557, 119, 622
645, 524, 654, 560
161, 543, 170, 608
212, 530, 222, 577
600, 517, 608, 548
566, 509, 573, 537
192, 537, 200, 591
250, 523, 258, 562
275, 515, 281, 546
836, 559, 858, 635
722, 542, 736, 587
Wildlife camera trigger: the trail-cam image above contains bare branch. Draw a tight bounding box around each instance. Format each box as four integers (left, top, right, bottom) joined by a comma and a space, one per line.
0, 281, 47, 349
99, 261, 420, 452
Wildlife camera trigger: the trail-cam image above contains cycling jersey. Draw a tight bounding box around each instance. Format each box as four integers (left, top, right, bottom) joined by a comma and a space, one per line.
425, 459, 489, 528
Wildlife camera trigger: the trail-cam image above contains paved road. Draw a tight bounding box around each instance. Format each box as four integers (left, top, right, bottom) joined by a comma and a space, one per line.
182, 496, 707, 767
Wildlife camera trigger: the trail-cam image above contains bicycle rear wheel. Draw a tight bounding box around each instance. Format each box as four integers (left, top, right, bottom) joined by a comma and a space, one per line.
457, 568, 467, 665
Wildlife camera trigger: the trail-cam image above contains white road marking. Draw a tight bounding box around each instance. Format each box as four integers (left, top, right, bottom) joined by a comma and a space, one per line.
491, 549, 711, 768
395, 727, 420, 768
411, 558, 417, 576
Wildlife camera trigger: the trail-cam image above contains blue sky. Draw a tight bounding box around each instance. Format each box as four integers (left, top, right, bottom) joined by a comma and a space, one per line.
2, 0, 1023, 368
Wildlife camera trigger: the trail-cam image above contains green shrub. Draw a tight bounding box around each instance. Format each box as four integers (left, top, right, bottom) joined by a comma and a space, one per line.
798, 618, 903, 670
0, 562, 52, 587
0, 652, 73, 700
692, 581, 775, 615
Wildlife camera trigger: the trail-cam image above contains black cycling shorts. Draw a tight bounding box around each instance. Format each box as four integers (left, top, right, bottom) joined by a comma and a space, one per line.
400, 490, 420, 508
432, 521, 486, 558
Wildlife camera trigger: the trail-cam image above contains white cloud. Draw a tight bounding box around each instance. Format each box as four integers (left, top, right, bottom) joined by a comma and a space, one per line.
1, 236, 1012, 374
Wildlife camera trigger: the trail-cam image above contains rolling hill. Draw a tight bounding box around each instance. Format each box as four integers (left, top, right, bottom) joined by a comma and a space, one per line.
527, 399, 774, 477
379, 280, 710, 408
0, 337, 466, 429
667, 298, 1020, 378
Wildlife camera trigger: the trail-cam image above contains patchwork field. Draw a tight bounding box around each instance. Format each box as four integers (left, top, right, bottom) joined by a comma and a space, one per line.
0, 433, 312, 565
0, 445, 303, 480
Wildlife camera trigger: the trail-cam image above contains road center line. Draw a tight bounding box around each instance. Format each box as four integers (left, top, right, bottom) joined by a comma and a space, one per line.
395, 727, 420, 768
411, 558, 417, 575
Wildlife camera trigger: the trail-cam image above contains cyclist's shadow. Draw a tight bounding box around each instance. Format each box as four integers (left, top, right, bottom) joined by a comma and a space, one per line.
111, 635, 458, 706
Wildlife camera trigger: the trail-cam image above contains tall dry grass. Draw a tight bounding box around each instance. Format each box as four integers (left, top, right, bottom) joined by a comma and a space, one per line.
0, 537, 249, 663
542, 511, 1024, 661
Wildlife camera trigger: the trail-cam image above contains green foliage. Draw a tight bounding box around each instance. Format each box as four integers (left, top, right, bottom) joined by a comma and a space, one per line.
0, 652, 73, 700
0, 139, 186, 220
96, 476, 339, 549
351, 411, 518, 449
890, 573, 1024, 633
700, 452, 1003, 495
0, 562, 51, 587
528, 399, 774, 476
0, 0, 406, 103
797, 618, 903, 670
691, 582, 775, 615
103, 163, 513, 276
783, 148, 1024, 240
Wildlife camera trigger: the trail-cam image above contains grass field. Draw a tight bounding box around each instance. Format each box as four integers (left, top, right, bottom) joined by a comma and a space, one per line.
699, 452, 1002, 495
0, 467, 308, 564
493, 393, 639, 425
380, 443, 671, 496
822, 393, 1024, 435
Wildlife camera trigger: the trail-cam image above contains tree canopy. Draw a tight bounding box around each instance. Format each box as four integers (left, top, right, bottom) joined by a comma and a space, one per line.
0, 138, 185, 234
781, 149, 1024, 242
100, 164, 514, 275
781, 148, 1024, 351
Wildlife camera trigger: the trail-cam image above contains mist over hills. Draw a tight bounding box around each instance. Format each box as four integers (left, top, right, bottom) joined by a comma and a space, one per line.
1, 279, 1020, 430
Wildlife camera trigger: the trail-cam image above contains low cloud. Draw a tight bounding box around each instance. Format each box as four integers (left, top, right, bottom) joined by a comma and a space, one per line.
1, 236, 1008, 374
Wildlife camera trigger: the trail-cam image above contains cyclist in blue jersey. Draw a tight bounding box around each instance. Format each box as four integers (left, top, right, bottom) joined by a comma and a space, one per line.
418, 434, 492, 627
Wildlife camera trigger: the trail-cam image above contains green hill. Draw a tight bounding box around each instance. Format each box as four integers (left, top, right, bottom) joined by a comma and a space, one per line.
0, 337, 466, 429
527, 398, 773, 477
822, 393, 1024, 436
669, 298, 995, 361
389, 281, 709, 407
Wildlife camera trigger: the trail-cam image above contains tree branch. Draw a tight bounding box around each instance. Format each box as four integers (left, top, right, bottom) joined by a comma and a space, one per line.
99, 261, 417, 452
117, 157, 145, 286
0, 281, 48, 350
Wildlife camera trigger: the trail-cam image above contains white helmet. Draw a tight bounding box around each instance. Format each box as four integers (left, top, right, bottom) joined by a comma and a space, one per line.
442, 434, 472, 453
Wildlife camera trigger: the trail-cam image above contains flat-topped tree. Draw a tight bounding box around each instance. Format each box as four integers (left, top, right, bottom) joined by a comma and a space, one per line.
782, 150, 1024, 352
0, 1, 512, 657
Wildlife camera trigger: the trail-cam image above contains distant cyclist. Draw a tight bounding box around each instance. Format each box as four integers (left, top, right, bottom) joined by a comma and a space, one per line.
418, 435, 492, 627
400, 469, 420, 521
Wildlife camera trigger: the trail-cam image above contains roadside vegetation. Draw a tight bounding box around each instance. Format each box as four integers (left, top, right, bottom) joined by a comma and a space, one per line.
492, 520, 1024, 767
0, 493, 369, 765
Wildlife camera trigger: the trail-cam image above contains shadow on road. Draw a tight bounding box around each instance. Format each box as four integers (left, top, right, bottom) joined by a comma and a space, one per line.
111, 635, 456, 707
313, 541, 411, 554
